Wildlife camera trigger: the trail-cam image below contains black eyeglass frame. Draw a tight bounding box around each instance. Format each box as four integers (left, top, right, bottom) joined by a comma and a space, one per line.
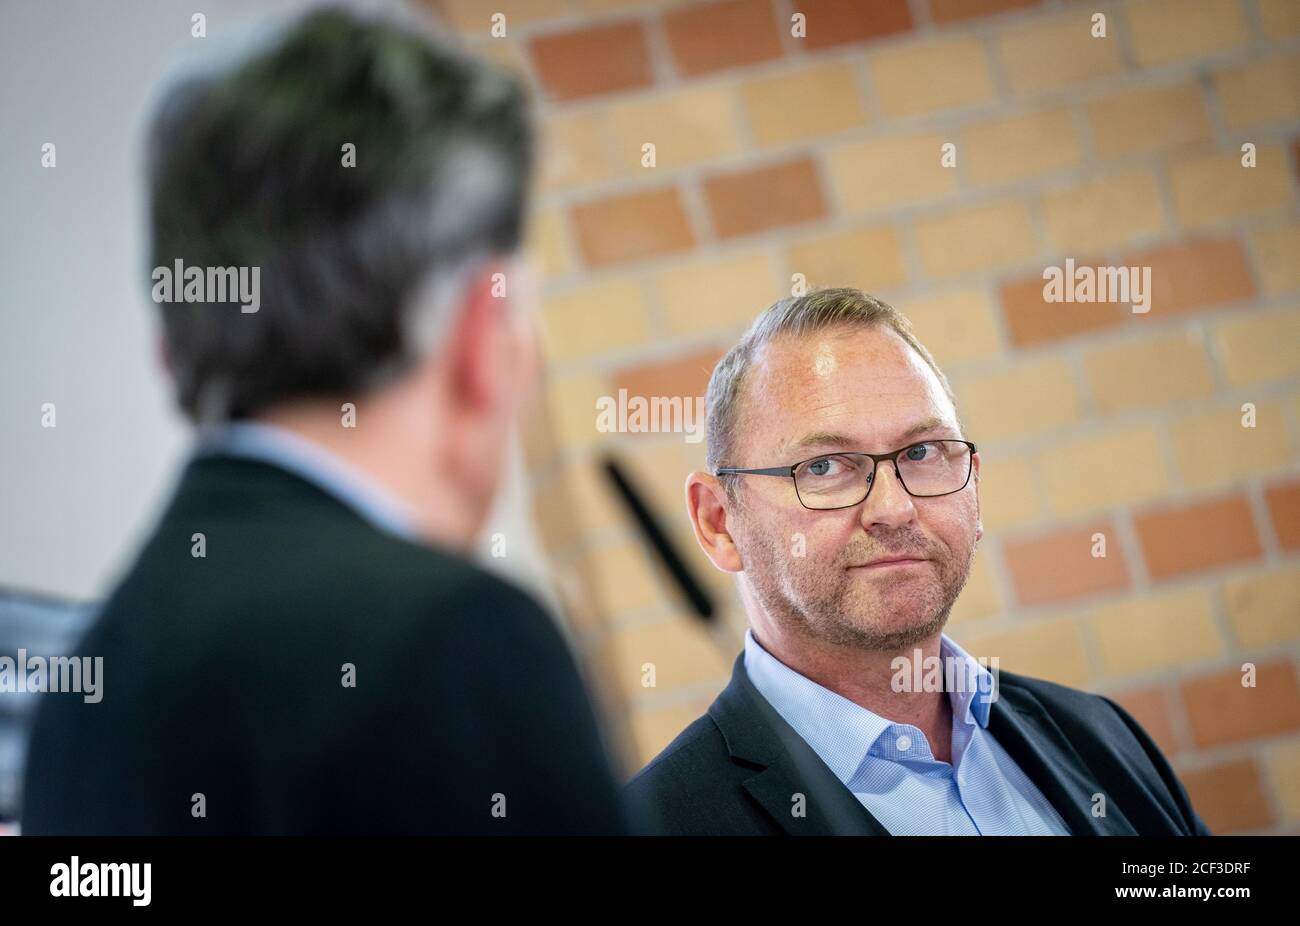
715, 439, 978, 511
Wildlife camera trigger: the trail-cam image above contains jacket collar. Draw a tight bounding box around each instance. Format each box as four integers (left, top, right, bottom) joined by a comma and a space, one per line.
707, 654, 1137, 836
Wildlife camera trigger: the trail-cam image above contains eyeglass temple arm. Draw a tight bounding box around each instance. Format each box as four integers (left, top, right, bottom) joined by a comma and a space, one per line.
714, 466, 793, 477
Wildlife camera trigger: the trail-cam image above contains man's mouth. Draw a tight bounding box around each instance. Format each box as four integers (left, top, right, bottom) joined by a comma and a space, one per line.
849, 556, 929, 570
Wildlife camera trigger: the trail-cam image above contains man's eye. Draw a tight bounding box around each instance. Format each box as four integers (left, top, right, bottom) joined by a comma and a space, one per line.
805, 456, 856, 477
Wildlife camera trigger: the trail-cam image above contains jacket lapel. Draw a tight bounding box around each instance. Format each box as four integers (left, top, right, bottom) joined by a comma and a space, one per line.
708, 655, 889, 836
988, 679, 1137, 835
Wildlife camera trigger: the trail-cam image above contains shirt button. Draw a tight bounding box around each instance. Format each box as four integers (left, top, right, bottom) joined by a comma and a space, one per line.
896, 734, 911, 752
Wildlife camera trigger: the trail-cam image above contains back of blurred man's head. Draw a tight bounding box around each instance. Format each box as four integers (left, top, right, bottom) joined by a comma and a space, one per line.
146, 6, 540, 544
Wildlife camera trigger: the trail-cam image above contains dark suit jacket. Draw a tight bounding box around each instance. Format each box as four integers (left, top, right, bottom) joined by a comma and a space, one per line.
23, 454, 628, 834
626, 653, 1212, 835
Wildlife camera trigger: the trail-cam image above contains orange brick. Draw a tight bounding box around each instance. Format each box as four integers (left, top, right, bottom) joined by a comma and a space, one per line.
663, 0, 783, 77
703, 158, 827, 240
1182, 661, 1300, 749
1003, 522, 1131, 607
1180, 759, 1274, 834
1134, 494, 1262, 581
929, 0, 1039, 23
797, 0, 913, 49
1110, 686, 1180, 758
612, 348, 723, 409
999, 267, 1128, 348
571, 188, 695, 267
1121, 237, 1255, 318
1265, 478, 1300, 551
529, 21, 653, 101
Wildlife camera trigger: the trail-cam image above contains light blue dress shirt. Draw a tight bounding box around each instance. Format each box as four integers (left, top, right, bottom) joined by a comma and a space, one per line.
743, 628, 1072, 835
193, 420, 423, 543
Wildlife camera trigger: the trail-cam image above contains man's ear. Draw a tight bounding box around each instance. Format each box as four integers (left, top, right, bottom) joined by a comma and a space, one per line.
686, 471, 743, 574
444, 261, 509, 412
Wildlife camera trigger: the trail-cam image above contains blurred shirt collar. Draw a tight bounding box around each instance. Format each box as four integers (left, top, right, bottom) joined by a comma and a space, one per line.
194, 420, 422, 543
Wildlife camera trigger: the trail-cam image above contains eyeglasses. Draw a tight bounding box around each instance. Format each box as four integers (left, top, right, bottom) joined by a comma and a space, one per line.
716, 439, 977, 511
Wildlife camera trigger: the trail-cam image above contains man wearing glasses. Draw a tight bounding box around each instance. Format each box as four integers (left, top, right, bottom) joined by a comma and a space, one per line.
625, 287, 1211, 836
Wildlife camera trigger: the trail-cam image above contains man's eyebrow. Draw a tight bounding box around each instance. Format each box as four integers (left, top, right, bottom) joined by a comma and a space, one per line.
780, 417, 957, 457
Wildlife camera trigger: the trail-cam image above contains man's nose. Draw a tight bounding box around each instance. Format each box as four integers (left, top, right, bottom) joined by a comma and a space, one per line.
860, 461, 916, 526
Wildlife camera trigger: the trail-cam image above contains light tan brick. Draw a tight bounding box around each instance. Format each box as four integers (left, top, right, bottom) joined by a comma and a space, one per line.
1090, 585, 1224, 676
1042, 168, 1167, 254
627, 696, 716, 769
1259, 0, 1300, 36
1169, 145, 1294, 229
581, 539, 665, 617
974, 453, 1043, 533
742, 60, 867, 147
1084, 330, 1216, 414
1222, 565, 1300, 649
1126, 0, 1250, 69
1213, 307, 1300, 387
997, 11, 1126, 96
1250, 220, 1300, 295
540, 278, 650, 361
787, 224, 907, 293
957, 356, 1083, 441
869, 35, 996, 118
607, 85, 744, 172
902, 288, 1003, 369
827, 132, 958, 213
958, 617, 1090, 688
1171, 401, 1295, 491
603, 618, 732, 701
1085, 81, 1212, 159
948, 550, 1001, 626
463, 38, 529, 78
526, 207, 573, 281
1214, 53, 1300, 130
654, 250, 780, 337
1267, 742, 1300, 823
915, 199, 1037, 278
539, 111, 617, 193
1038, 425, 1174, 518
963, 109, 1083, 187
547, 374, 612, 448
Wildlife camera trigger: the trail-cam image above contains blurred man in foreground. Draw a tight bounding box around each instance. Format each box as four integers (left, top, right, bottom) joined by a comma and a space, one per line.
626, 288, 1210, 836
24, 8, 627, 834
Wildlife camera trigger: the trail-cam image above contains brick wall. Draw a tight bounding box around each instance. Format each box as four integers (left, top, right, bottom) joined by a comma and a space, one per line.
426, 0, 1300, 835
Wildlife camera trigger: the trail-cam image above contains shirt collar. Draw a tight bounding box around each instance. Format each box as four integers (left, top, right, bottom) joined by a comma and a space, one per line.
743, 627, 997, 784
193, 420, 423, 543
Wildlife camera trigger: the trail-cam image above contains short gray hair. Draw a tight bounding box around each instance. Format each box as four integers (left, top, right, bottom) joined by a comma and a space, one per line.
705, 287, 960, 494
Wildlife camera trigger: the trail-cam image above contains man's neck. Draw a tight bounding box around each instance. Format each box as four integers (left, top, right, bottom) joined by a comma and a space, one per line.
254, 403, 477, 551
750, 622, 955, 763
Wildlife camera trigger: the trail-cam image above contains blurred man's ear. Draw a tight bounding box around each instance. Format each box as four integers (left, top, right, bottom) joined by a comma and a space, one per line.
444, 254, 540, 415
